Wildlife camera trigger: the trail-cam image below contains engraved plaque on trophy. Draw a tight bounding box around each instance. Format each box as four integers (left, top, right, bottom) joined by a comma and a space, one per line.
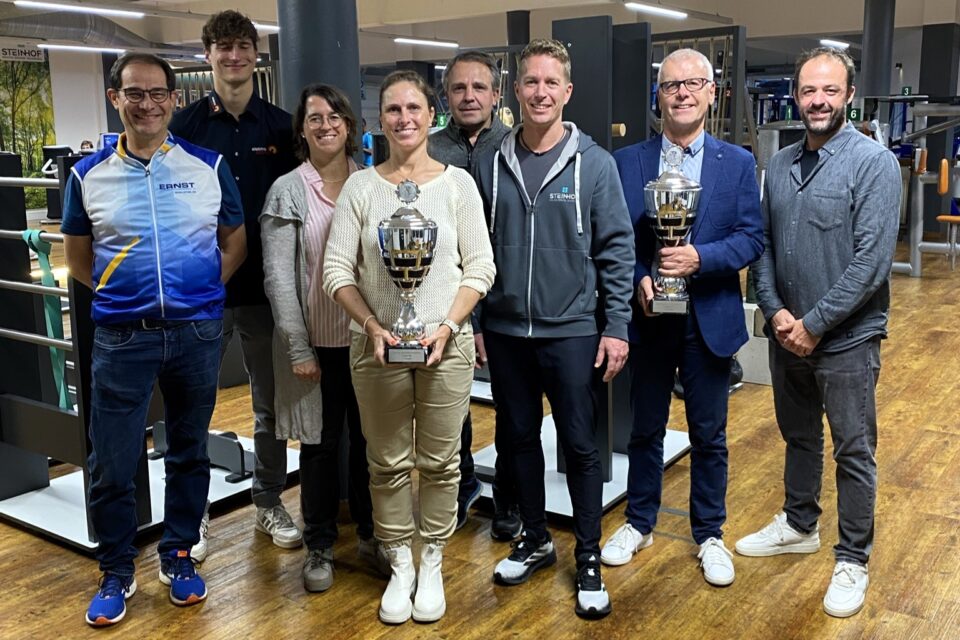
377, 179, 438, 364
643, 145, 702, 314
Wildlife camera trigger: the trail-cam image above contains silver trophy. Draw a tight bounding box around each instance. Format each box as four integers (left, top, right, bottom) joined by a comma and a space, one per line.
377, 179, 438, 364
643, 145, 702, 314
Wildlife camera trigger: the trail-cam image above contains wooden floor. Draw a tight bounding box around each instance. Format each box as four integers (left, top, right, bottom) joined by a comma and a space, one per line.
1, 237, 958, 640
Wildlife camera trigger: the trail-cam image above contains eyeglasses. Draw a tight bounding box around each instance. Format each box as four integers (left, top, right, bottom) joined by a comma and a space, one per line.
119, 88, 173, 103
659, 78, 712, 95
305, 113, 344, 129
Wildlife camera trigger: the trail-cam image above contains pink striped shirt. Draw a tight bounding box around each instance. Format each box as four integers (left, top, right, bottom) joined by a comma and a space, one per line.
301, 158, 358, 348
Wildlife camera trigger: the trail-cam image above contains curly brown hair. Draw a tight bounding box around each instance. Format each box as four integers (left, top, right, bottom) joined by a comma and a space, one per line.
202, 10, 258, 51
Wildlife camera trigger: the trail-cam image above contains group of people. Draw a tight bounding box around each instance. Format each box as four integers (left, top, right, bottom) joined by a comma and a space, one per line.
60, 8, 900, 629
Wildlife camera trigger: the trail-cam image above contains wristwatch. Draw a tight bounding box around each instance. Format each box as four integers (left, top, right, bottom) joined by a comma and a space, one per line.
440, 318, 461, 335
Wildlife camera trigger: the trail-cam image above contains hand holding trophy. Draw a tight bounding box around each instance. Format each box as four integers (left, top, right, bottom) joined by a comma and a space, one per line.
377, 179, 439, 364
643, 144, 702, 314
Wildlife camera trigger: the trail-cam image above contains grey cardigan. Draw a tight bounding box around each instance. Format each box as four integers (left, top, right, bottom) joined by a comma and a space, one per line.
259, 167, 323, 444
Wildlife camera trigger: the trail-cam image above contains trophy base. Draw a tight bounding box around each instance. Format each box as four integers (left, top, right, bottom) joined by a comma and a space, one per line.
651, 298, 690, 314
385, 344, 429, 365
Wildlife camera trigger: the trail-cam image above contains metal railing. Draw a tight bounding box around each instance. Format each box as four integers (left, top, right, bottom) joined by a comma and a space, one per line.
0, 228, 71, 351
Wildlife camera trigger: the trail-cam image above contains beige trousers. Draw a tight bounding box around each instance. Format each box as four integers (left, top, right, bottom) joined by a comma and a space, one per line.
350, 331, 474, 544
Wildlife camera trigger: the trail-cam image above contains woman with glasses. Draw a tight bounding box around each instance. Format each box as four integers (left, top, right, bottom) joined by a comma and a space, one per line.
322, 70, 494, 624
260, 83, 385, 593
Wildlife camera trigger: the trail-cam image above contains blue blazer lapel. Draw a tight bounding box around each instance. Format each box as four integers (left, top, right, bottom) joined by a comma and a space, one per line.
691, 134, 721, 243
639, 136, 661, 185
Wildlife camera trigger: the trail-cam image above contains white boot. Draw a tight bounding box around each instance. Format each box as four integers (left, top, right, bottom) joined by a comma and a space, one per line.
379, 544, 416, 624
412, 541, 446, 622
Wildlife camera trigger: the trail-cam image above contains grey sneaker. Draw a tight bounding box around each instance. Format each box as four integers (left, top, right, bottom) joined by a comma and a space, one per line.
255, 505, 303, 548
357, 536, 391, 578
303, 548, 334, 592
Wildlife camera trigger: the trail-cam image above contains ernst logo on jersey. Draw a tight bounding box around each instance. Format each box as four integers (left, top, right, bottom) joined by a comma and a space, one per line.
158, 182, 197, 193
548, 185, 577, 203
252, 145, 279, 156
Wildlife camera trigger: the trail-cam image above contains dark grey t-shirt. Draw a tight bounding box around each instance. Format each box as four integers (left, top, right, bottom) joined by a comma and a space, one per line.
515, 129, 570, 202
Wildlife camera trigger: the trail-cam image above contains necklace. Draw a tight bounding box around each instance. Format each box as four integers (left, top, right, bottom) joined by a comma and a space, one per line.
309, 157, 349, 184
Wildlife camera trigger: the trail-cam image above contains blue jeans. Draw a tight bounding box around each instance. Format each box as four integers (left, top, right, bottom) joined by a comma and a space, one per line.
626, 312, 731, 544
87, 319, 222, 576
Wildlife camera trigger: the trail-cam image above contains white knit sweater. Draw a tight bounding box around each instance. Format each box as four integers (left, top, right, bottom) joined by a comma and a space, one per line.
322, 166, 495, 333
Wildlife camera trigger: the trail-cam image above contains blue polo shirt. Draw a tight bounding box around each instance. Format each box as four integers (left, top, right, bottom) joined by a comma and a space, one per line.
170, 91, 297, 307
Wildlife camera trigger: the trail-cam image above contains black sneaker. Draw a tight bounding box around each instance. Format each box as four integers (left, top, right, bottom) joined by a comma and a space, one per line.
490, 506, 523, 541
575, 554, 611, 619
456, 478, 483, 531
493, 530, 557, 585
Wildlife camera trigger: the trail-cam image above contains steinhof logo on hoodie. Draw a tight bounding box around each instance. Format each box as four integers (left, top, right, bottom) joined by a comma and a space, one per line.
549, 185, 577, 203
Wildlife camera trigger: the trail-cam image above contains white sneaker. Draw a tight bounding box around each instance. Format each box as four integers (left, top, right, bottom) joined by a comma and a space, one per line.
698, 537, 735, 586
823, 562, 869, 618
255, 505, 303, 549
735, 512, 820, 557
600, 523, 653, 566
412, 542, 445, 623
380, 544, 417, 624
191, 510, 209, 562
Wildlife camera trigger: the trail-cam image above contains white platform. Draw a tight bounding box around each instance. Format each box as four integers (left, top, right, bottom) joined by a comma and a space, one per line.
738, 302, 771, 386
473, 415, 690, 518
471, 379, 493, 403
0, 435, 299, 552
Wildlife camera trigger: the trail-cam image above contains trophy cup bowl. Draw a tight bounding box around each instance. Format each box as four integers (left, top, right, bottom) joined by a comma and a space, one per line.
378, 204, 438, 365
643, 159, 701, 314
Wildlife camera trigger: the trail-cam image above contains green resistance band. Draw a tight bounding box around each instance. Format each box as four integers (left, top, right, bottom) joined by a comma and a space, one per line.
22, 229, 70, 410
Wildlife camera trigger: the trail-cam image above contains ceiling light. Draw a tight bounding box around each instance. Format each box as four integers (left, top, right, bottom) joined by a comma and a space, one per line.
38, 43, 126, 54
15, 1, 144, 18
819, 39, 851, 49
394, 37, 459, 49
194, 54, 207, 59
652, 62, 662, 68
253, 22, 280, 34
435, 64, 447, 70
624, 2, 688, 19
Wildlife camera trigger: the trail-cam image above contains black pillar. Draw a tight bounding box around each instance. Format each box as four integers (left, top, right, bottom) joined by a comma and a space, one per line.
100, 53, 122, 133
505, 10, 529, 122
860, 0, 895, 97
277, 0, 362, 151
919, 23, 960, 232
612, 22, 653, 149
553, 15, 614, 150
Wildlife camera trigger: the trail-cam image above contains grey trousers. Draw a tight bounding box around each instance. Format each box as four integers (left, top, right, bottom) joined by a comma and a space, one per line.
221, 304, 285, 508
769, 336, 881, 565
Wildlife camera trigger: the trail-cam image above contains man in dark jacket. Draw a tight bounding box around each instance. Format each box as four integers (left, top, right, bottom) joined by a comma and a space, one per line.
428, 50, 519, 540
473, 39, 634, 620
602, 48, 762, 587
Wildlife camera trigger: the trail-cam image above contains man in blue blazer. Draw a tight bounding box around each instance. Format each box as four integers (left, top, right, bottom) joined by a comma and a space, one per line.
601, 48, 763, 586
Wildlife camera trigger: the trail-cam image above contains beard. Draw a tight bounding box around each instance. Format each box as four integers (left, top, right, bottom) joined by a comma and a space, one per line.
800, 104, 845, 138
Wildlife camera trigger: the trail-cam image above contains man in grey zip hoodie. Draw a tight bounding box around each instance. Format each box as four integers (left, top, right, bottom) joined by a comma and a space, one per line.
472, 39, 634, 620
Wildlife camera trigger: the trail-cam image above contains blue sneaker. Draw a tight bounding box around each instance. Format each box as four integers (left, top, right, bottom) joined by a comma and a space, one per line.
456, 478, 483, 531
85, 572, 137, 627
159, 550, 207, 606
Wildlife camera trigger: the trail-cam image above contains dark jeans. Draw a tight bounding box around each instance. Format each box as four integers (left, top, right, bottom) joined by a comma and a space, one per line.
459, 403, 516, 512
626, 312, 731, 544
88, 319, 221, 576
221, 305, 284, 508
770, 337, 881, 565
301, 346, 374, 550
485, 330, 603, 560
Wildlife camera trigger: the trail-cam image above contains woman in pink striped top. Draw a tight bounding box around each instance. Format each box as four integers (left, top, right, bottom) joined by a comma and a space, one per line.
260, 84, 386, 594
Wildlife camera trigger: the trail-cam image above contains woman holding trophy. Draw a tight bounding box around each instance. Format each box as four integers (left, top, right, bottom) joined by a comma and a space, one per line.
260, 84, 385, 593
322, 70, 495, 624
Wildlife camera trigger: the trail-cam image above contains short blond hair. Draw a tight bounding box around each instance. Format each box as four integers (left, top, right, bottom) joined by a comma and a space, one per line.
518, 38, 571, 82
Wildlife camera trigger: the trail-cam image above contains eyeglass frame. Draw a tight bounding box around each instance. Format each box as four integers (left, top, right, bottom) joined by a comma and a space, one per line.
658, 77, 713, 96
117, 87, 175, 104
305, 113, 344, 129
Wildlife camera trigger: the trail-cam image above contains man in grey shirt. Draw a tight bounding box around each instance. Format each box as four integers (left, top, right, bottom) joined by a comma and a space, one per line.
737, 47, 901, 619
428, 51, 518, 539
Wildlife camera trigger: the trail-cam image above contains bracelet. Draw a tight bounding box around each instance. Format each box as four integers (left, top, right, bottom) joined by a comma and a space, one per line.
361, 313, 376, 335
